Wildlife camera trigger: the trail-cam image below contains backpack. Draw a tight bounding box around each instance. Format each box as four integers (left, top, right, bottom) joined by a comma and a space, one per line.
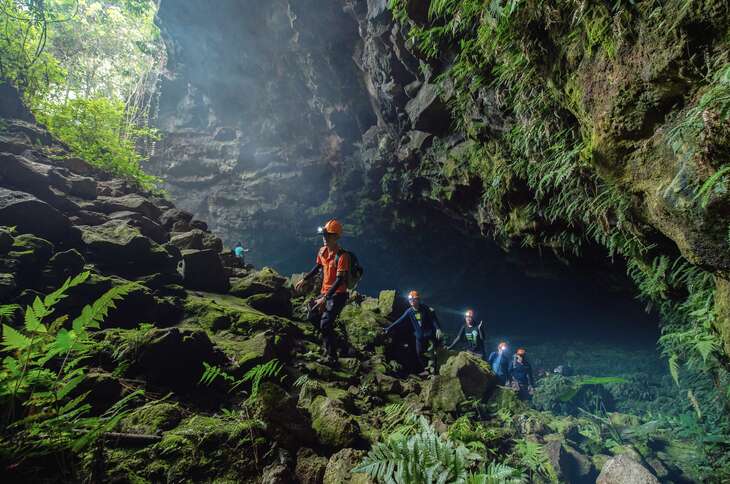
336, 249, 364, 290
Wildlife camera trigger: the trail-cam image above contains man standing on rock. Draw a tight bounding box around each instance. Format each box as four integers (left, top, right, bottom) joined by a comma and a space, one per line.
488, 341, 511, 385
384, 290, 443, 376
295, 219, 350, 364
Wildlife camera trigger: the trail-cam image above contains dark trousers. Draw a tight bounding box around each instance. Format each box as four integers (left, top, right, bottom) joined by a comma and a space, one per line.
414, 335, 438, 372
308, 293, 348, 357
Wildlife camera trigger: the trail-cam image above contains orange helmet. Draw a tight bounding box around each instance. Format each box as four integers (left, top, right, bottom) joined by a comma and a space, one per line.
516, 348, 526, 356
465, 309, 474, 318
408, 290, 419, 300
318, 219, 343, 237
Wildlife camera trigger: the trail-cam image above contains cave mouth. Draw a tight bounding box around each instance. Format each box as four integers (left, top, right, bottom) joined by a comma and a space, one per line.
152, 0, 671, 420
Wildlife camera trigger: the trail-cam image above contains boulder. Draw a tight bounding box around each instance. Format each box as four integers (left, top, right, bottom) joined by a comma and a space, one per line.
423, 352, 497, 414
405, 83, 451, 135
439, 351, 497, 399
338, 303, 388, 351
0, 188, 78, 245
79, 220, 178, 276
262, 464, 292, 484
160, 208, 193, 230
323, 448, 375, 484
133, 327, 224, 391
230, 267, 288, 298
309, 396, 362, 449
0, 273, 17, 300
180, 249, 230, 293
92, 194, 162, 220
596, 454, 659, 484
295, 448, 328, 484
120, 402, 184, 435
69, 210, 109, 226
244, 290, 292, 318
169, 229, 222, 252
378, 289, 401, 318
255, 382, 315, 449
422, 374, 466, 414
45, 249, 86, 283
108, 211, 168, 244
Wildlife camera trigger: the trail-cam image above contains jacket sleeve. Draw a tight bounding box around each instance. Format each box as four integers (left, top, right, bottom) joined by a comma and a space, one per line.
447, 326, 465, 350
303, 264, 322, 281
385, 309, 410, 333
527, 363, 534, 387
487, 352, 496, 365
507, 358, 515, 382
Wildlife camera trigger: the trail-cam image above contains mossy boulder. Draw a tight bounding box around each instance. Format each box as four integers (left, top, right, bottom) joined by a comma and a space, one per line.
439, 351, 496, 399
323, 448, 375, 484
244, 290, 292, 317
309, 396, 362, 449
254, 382, 316, 449
184, 293, 297, 338
422, 374, 466, 414
296, 447, 328, 484
120, 402, 184, 435
230, 266, 289, 298
130, 327, 225, 392
339, 303, 388, 351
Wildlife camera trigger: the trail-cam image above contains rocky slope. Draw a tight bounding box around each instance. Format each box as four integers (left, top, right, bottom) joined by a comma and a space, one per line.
0, 85, 700, 482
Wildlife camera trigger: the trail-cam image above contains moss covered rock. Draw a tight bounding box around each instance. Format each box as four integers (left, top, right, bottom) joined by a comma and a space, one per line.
120, 402, 184, 435
309, 396, 362, 449
255, 382, 316, 449
339, 303, 388, 351
230, 266, 289, 298
295, 447, 328, 484
439, 351, 496, 399
323, 448, 375, 484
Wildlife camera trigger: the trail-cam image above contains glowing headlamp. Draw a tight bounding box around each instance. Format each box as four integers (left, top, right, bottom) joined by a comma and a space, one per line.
317, 226, 324, 234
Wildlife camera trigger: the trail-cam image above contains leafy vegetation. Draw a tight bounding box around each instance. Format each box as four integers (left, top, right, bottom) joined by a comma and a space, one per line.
198, 359, 284, 401
0, 0, 164, 190
0, 272, 141, 461
389, 0, 730, 477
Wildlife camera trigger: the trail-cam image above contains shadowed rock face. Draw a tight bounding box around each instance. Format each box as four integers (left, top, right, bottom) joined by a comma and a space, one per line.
151, 0, 377, 261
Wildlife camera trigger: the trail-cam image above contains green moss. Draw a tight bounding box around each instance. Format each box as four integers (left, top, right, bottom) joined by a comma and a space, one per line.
121, 402, 183, 435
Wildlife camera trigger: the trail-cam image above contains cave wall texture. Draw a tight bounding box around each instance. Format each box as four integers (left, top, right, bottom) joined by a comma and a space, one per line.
151, 1, 730, 360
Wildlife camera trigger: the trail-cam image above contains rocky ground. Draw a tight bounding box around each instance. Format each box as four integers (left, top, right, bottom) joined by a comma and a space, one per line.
0, 87, 699, 483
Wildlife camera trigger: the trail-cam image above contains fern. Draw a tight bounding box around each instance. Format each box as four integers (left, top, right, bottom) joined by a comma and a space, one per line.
467, 462, 526, 483
199, 359, 284, 400
354, 416, 482, 484
513, 440, 558, 483
0, 273, 141, 459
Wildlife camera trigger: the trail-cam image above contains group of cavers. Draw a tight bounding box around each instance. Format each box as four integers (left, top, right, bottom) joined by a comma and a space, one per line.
237, 219, 536, 401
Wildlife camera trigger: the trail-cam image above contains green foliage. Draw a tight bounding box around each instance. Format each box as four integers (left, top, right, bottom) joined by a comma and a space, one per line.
353, 416, 483, 484
36, 97, 161, 190
0, 0, 164, 190
512, 439, 557, 483
199, 359, 284, 401
447, 416, 505, 457
0, 272, 140, 458
557, 376, 628, 402
466, 462, 525, 484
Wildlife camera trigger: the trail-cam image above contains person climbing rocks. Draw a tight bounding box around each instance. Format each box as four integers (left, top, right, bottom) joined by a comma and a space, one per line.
233, 241, 249, 266
294, 219, 350, 364
488, 341, 511, 385
383, 290, 443, 376
508, 347, 534, 401
446, 309, 487, 360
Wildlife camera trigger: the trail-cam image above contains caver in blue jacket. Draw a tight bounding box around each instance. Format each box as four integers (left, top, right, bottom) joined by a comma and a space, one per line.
385, 304, 442, 370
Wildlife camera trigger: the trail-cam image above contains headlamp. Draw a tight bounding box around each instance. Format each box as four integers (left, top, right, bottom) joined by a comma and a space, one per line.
317, 226, 324, 234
